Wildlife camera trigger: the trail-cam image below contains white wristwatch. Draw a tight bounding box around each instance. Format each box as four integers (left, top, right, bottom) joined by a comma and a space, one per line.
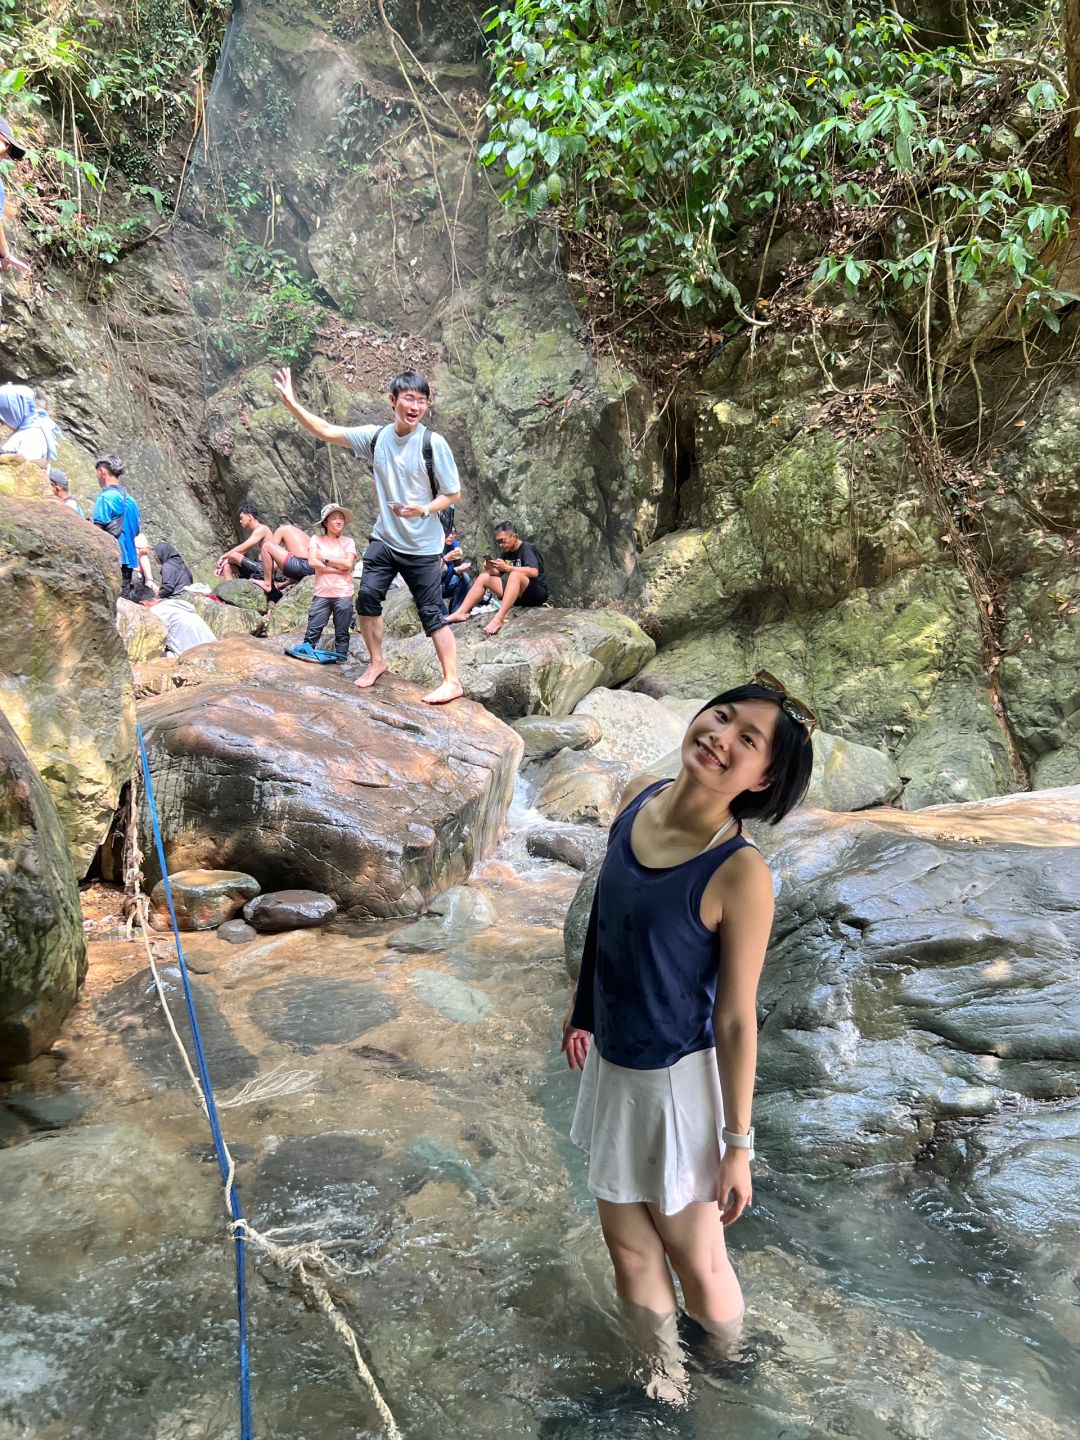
421, 504, 430, 519
722, 1126, 755, 1160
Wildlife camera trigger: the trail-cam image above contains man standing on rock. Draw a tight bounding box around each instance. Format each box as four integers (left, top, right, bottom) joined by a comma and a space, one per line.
274, 366, 464, 705
91, 455, 140, 598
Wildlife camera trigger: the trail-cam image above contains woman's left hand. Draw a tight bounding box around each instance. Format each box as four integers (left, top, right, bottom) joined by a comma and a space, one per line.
716, 1150, 752, 1226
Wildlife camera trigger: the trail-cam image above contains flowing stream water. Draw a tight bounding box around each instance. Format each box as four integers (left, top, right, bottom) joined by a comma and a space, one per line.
2, 797, 1077, 1440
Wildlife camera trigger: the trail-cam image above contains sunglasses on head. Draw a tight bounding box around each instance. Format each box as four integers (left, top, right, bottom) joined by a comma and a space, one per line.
750, 670, 818, 736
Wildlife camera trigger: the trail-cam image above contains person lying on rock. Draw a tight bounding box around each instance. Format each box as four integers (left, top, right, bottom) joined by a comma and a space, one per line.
563, 674, 816, 1395
274, 365, 464, 705
131, 578, 216, 656
49, 468, 85, 518
284, 502, 357, 664
0, 383, 61, 469
251, 514, 316, 593
151, 540, 194, 599
0, 117, 31, 278
216, 504, 272, 580
91, 454, 141, 599
446, 519, 549, 636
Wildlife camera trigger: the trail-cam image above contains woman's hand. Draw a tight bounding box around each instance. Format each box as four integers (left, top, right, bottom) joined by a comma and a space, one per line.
561, 1015, 590, 1070
716, 1149, 752, 1226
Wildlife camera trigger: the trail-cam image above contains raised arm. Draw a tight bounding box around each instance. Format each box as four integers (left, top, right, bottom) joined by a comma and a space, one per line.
274, 367, 354, 448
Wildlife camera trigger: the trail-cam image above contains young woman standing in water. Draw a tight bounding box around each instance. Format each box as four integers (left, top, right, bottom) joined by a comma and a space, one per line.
562, 674, 815, 1378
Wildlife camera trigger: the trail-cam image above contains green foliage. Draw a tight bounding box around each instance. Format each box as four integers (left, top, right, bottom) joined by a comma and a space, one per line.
0, 0, 229, 267
206, 228, 324, 370
480, 0, 1075, 328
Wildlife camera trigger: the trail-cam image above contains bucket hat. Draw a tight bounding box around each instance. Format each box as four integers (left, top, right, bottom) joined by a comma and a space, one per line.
319, 501, 352, 525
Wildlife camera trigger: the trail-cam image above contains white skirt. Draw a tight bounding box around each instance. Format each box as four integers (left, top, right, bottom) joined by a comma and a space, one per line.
570, 1044, 726, 1215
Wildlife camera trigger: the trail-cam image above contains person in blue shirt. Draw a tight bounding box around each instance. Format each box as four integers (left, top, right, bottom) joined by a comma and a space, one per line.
91, 454, 140, 597
0, 117, 31, 278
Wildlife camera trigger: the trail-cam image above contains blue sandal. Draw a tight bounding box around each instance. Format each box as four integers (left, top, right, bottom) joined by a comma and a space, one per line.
284, 641, 320, 662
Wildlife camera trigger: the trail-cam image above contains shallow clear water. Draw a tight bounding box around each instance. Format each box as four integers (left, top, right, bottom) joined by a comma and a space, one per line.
1, 839, 1077, 1440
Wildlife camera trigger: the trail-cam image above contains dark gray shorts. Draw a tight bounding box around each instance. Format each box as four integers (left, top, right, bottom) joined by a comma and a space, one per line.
356, 539, 446, 635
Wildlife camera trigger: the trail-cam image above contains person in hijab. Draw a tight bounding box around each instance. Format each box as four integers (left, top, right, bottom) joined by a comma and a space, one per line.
0, 383, 61, 468
152, 541, 194, 599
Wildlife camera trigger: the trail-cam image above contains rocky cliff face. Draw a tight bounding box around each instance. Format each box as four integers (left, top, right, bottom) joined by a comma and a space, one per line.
1, 0, 1074, 807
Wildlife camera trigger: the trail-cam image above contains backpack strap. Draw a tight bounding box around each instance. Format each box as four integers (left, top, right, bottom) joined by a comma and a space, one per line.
371, 424, 439, 502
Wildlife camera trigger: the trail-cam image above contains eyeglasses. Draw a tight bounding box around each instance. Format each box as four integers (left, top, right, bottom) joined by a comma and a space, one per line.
750, 670, 818, 736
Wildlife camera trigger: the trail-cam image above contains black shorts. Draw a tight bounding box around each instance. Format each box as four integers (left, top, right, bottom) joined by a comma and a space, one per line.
237, 555, 263, 579
356, 539, 446, 635
283, 555, 315, 581
517, 577, 549, 607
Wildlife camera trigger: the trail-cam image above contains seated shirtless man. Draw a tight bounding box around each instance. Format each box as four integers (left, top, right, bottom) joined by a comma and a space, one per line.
216, 505, 271, 580
252, 516, 315, 593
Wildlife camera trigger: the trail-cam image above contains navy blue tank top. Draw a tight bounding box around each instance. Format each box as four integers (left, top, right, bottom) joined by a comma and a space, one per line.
570, 780, 751, 1070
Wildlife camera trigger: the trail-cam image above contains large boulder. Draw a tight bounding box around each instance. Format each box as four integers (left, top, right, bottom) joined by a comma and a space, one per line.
0, 713, 86, 1068
149, 869, 261, 932
0, 497, 135, 875
512, 713, 602, 761
572, 686, 687, 773
0, 457, 50, 500
753, 788, 1080, 1179
390, 609, 655, 721
136, 638, 523, 916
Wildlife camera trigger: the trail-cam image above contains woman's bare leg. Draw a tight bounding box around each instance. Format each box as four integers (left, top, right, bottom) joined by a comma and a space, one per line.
647, 1200, 745, 1342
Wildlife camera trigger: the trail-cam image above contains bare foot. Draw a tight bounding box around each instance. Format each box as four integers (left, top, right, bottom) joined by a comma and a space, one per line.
422, 679, 464, 705
354, 661, 388, 689
445, 611, 470, 625
250, 578, 273, 593
482, 616, 505, 636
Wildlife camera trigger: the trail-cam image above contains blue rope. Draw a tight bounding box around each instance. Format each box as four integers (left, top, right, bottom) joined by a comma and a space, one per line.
136, 723, 254, 1440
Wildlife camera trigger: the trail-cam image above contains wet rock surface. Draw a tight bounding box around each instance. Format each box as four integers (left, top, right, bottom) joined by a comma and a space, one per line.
753, 789, 1080, 1184
0, 713, 86, 1068
526, 824, 609, 872
136, 638, 522, 916
243, 889, 338, 933
0, 498, 134, 875
150, 868, 261, 931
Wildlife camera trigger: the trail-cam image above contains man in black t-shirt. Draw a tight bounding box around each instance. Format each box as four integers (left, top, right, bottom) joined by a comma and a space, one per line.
446, 518, 549, 636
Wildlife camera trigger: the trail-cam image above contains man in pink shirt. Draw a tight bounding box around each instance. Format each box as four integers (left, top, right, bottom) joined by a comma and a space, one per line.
284, 503, 357, 663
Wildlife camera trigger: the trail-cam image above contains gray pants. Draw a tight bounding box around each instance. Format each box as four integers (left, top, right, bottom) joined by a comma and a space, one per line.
304, 595, 352, 657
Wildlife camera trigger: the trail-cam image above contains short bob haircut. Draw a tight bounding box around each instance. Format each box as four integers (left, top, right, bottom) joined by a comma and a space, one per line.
692, 682, 814, 825
389, 370, 430, 399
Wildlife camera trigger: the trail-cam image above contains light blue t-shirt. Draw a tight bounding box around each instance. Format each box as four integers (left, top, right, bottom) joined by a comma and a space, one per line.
344, 422, 459, 558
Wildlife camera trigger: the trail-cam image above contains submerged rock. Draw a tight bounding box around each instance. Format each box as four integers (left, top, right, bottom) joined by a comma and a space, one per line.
137, 639, 522, 917
0, 497, 135, 875
390, 608, 654, 721
0, 713, 86, 1068
150, 868, 261, 931
243, 889, 338, 932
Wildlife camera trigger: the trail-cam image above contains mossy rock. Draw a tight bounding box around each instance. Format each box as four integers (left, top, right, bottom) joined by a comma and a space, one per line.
264, 578, 318, 637
214, 579, 268, 614
0, 458, 50, 500
115, 598, 168, 664
186, 594, 261, 639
